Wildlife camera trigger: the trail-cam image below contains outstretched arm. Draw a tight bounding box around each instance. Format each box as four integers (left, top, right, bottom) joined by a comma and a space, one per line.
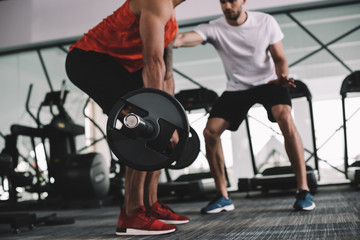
174, 31, 204, 48
268, 40, 295, 88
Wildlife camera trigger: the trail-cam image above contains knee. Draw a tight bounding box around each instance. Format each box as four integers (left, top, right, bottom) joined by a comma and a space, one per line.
276, 111, 294, 132
203, 127, 220, 146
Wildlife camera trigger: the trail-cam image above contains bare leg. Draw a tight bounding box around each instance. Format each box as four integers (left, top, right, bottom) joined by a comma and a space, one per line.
272, 104, 309, 191
143, 170, 190, 223
203, 118, 231, 198
144, 170, 161, 208
124, 166, 147, 216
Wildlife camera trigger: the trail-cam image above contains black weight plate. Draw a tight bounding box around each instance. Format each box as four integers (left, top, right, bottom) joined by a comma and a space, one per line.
168, 127, 200, 169
107, 88, 189, 171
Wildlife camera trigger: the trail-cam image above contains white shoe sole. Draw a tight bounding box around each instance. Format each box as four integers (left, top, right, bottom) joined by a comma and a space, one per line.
116, 228, 175, 236
205, 204, 235, 214
302, 202, 316, 211
160, 219, 189, 224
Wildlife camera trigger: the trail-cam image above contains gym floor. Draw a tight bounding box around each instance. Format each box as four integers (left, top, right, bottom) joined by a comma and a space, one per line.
0, 184, 359, 240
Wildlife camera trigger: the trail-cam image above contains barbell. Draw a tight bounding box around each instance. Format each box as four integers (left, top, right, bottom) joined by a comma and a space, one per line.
106, 88, 200, 171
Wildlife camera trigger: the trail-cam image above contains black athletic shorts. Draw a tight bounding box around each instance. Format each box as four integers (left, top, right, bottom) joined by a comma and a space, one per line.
209, 84, 292, 131
65, 48, 143, 115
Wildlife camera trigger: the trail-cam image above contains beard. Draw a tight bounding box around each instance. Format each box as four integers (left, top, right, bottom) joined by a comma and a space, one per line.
225, 10, 241, 21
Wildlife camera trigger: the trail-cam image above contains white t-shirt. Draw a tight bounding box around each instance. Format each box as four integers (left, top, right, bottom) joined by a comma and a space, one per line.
194, 11, 284, 91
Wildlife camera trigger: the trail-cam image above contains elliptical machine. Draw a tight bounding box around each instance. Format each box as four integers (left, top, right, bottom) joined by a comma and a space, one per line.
1, 81, 110, 203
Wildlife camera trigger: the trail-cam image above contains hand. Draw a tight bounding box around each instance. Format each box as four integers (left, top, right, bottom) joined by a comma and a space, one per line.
268, 74, 296, 88
169, 130, 179, 149
120, 106, 132, 118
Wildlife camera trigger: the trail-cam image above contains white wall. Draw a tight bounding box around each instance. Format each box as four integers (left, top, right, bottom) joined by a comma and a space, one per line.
0, 0, 327, 51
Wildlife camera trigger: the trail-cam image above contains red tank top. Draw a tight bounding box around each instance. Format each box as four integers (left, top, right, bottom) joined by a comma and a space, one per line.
70, 0, 178, 72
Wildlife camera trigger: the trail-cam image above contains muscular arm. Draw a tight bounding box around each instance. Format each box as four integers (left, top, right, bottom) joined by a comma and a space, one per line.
136, 0, 173, 92
173, 31, 204, 48
163, 40, 175, 95
268, 40, 295, 88
269, 40, 288, 78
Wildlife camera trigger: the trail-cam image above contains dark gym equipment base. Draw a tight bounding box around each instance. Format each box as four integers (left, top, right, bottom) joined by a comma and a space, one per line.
347, 166, 360, 187
0, 213, 36, 234
158, 172, 217, 199
238, 170, 318, 193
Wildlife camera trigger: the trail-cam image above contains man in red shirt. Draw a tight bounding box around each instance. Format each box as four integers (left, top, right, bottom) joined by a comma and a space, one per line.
66, 0, 189, 236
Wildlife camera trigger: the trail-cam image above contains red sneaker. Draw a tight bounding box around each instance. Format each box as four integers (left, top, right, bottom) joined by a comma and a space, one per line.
148, 201, 189, 224
116, 206, 176, 235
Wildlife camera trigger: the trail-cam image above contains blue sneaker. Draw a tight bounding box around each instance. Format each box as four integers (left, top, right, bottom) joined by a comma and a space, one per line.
201, 193, 235, 214
293, 189, 316, 211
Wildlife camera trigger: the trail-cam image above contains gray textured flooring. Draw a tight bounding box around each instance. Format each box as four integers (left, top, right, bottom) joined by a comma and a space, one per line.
0, 185, 359, 240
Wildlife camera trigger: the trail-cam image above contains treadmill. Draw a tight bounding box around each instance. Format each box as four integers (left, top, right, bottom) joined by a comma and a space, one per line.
157, 88, 230, 199
340, 71, 360, 187
238, 80, 319, 194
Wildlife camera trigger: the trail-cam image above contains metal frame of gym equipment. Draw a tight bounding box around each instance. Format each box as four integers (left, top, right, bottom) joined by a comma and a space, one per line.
340, 71, 360, 187
238, 80, 319, 194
